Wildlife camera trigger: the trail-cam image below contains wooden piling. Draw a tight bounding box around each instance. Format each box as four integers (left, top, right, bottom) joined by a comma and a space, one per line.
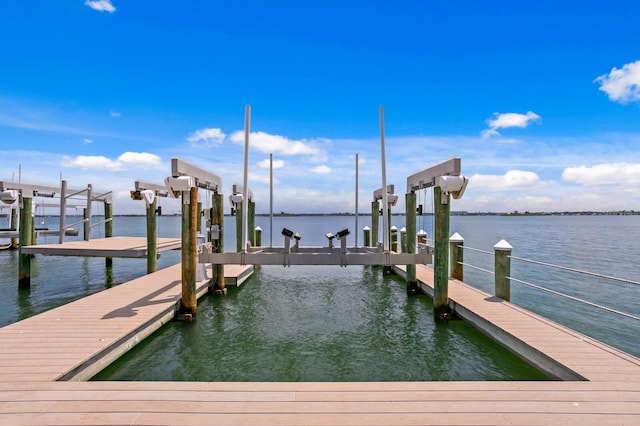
83, 208, 90, 242
248, 201, 256, 247
18, 197, 34, 288
363, 226, 371, 247
105, 201, 113, 268
450, 232, 464, 281
181, 187, 198, 316
433, 187, 451, 318
213, 192, 224, 291
146, 198, 158, 274
197, 202, 202, 233
235, 202, 242, 252
494, 239, 512, 302
10, 207, 18, 249
405, 192, 418, 295
390, 225, 398, 252
255, 226, 262, 247
400, 227, 407, 253
371, 201, 379, 247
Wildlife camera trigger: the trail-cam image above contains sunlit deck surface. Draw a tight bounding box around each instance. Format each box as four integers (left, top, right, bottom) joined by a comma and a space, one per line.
0, 263, 638, 424
20, 236, 182, 258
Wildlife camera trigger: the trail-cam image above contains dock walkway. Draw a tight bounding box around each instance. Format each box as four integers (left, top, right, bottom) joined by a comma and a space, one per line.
0, 264, 638, 424
20, 236, 182, 258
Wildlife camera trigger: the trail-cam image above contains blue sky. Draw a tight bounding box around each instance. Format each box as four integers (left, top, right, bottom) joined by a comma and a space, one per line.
1, 0, 640, 215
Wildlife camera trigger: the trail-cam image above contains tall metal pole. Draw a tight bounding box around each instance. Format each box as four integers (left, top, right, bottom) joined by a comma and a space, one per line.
355, 153, 359, 247
379, 105, 389, 252
242, 104, 250, 252
59, 180, 67, 244
270, 153, 273, 248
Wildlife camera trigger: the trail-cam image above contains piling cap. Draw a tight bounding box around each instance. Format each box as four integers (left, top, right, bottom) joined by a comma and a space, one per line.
417, 229, 427, 236
400, 227, 406, 232
390, 225, 397, 232
449, 232, 464, 243
494, 239, 513, 251
255, 226, 262, 231
363, 226, 370, 231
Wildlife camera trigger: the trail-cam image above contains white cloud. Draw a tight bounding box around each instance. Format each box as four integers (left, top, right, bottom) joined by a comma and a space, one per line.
83, 138, 93, 144
594, 60, 640, 104
63, 152, 161, 171
258, 158, 285, 169
311, 165, 331, 174
470, 170, 542, 190
187, 128, 226, 146
562, 162, 640, 185
110, 111, 121, 117
481, 111, 541, 139
117, 152, 162, 168
230, 130, 320, 156
85, 0, 116, 13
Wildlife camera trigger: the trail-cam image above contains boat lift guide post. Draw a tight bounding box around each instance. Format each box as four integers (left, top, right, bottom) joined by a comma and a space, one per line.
165, 158, 222, 318
406, 157, 468, 318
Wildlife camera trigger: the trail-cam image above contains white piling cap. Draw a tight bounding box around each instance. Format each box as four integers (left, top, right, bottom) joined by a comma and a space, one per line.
255, 226, 262, 231
417, 229, 427, 235
449, 232, 464, 242
400, 227, 406, 232
494, 239, 513, 251
363, 226, 370, 231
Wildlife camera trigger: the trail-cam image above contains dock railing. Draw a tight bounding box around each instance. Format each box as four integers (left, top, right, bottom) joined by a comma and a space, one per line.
450, 234, 640, 323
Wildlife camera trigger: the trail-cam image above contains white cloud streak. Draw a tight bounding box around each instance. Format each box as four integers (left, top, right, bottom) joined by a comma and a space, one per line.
258, 158, 285, 169
470, 170, 542, 190
187, 128, 226, 146
311, 165, 331, 174
85, 0, 116, 13
562, 162, 640, 185
594, 59, 640, 104
63, 152, 162, 171
481, 111, 541, 139
230, 131, 320, 156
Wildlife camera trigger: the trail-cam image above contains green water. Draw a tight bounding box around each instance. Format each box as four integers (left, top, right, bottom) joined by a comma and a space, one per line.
94, 265, 549, 381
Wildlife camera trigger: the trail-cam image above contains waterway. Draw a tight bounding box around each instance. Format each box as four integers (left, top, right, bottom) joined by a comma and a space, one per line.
1, 214, 639, 380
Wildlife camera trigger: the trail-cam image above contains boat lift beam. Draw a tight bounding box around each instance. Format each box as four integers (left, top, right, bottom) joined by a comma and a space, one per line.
170, 158, 221, 193
406, 157, 461, 193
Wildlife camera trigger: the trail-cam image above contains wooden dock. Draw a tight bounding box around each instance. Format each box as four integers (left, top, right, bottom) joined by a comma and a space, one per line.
20, 236, 182, 258
0, 263, 638, 424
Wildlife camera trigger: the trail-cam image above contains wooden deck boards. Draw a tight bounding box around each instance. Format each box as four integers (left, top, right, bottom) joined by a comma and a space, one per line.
0, 262, 638, 424
20, 236, 182, 258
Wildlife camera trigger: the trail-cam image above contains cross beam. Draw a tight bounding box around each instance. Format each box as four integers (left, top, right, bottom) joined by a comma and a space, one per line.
406, 157, 461, 193
171, 158, 221, 192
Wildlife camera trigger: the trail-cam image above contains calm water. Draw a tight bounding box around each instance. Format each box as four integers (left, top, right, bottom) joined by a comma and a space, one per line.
1, 214, 639, 381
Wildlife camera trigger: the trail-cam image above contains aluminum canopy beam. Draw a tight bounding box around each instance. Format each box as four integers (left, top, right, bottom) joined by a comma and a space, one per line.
406, 157, 461, 193
135, 181, 173, 197
0, 181, 111, 203
171, 158, 222, 192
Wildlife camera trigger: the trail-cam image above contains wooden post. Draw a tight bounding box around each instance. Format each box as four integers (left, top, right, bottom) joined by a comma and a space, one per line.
387, 206, 392, 251
400, 227, 407, 253
248, 200, 256, 247
146, 197, 158, 273
450, 232, 464, 281
390, 225, 398, 252
196, 202, 202, 233
213, 192, 224, 291
371, 201, 379, 247
433, 186, 451, 319
363, 226, 371, 247
255, 226, 262, 247
495, 239, 513, 302
18, 196, 34, 288
83, 208, 90, 241
104, 201, 113, 268
235, 202, 242, 252
417, 229, 427, 245
181, 187, 198, 316
10, 207, 18, 249
406, 192, 418, 295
